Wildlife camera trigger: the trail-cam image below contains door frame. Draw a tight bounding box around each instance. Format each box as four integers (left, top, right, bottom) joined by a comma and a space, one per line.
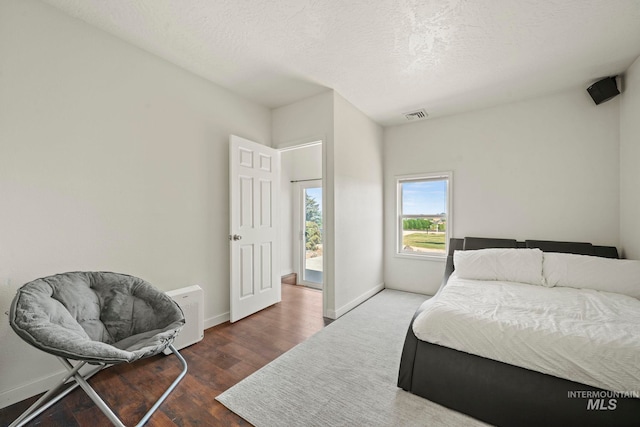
277, 138, 328, 317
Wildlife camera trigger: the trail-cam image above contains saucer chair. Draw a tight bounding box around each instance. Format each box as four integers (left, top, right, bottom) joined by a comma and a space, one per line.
9, 272, 188, 427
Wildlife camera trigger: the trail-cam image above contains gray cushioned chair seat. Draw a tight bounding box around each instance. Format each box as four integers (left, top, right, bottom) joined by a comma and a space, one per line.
10, 272, 185, 364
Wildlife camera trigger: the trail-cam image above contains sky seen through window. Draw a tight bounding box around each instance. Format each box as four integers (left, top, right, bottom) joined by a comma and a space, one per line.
402, 180, 447, 215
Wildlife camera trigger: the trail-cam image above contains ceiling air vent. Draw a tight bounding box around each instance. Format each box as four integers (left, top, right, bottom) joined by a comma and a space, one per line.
403, 109, 428, 121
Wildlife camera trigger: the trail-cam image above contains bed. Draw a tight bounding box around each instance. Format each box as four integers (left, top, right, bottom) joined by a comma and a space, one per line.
397, 237, 640, 427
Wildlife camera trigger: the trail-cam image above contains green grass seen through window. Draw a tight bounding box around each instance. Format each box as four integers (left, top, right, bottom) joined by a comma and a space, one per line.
403, 233, 446, 250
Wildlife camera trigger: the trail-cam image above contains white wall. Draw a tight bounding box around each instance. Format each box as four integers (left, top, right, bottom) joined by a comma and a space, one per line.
0, 0, 271, 407
332, 93, 384, 317
620, 56, 640, 260
384, 88, 620, 294
279, 145, 323, 276
280, 151, 294, 275
288, 145, 323, 182
272, 91, 334, 148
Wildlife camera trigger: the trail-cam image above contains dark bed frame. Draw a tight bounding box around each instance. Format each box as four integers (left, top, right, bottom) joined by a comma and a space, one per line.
397, 237, 640, 427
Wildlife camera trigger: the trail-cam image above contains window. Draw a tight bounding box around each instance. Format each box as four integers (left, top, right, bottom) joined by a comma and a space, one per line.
396, 172, 452, 259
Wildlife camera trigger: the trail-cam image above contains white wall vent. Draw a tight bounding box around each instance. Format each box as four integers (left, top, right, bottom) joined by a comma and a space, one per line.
404, 109, 428, 121
164, 285, 204, 354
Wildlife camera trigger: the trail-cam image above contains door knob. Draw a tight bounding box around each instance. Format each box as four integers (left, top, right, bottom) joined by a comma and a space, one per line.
230, 234, 242, 241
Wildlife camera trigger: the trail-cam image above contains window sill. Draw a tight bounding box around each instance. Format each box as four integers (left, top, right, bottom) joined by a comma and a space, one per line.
395, 252, 446, 262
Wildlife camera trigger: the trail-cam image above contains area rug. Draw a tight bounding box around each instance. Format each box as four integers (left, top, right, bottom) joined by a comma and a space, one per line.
216, 289, 488, 426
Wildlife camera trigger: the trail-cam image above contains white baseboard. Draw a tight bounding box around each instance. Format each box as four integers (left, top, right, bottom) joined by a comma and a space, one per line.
204, 311, 229, 330
0, 369, 67, 409
326, 283, 385, 319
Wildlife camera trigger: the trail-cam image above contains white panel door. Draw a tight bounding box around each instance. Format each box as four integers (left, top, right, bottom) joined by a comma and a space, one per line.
229, 135, 281, 322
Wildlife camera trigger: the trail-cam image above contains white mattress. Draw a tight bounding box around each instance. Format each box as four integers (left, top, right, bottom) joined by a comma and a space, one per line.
412, 274, 640, 393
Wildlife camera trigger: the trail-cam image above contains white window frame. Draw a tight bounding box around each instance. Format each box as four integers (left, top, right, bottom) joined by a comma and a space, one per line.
396, 171, 453, 261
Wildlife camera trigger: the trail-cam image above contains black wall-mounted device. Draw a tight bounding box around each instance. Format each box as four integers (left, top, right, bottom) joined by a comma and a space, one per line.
587, 76, 620, 105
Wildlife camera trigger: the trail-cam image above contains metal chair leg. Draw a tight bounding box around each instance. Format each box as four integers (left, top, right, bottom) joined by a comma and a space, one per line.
9, 362, 105, 427
135, 345, 188, 427
9, 345, 187, 427
59, 358, 126, 427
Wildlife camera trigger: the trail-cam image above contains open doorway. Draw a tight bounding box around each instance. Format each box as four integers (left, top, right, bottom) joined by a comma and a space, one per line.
279, 141, 323, 291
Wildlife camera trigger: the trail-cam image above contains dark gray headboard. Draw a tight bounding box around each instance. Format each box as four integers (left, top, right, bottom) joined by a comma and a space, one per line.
441, 237, 619, 287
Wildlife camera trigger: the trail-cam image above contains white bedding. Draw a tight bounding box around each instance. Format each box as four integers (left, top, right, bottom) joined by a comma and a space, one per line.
413, 274, 640, 393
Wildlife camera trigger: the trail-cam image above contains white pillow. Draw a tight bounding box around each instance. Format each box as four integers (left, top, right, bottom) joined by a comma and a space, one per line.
454, 248, 544, 286
543, 252, 640, 299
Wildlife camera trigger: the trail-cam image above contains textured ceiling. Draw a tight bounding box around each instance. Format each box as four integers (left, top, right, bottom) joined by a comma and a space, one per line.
41, 0, 640, 125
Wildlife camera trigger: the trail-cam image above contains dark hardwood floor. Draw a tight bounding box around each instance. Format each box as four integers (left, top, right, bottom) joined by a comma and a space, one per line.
0, 284, 325, 427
